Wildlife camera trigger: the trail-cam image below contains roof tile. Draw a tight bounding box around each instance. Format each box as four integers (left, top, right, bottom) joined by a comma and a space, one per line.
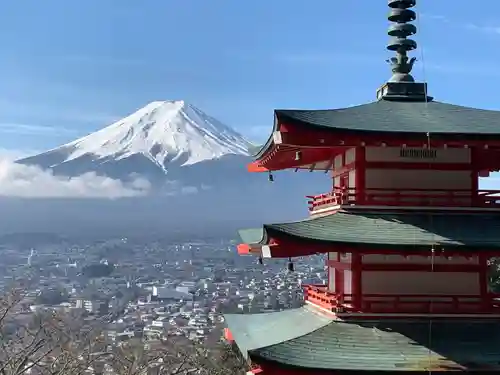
254, 318, 500, 371
240, 210, 500, 250
276, 100, 500, 135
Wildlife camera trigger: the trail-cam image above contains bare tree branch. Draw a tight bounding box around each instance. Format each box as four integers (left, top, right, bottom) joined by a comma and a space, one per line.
0, 288, 247, 375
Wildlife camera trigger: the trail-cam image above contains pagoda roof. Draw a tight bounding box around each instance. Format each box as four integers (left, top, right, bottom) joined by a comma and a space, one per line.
278, 100, 500, 135
224, 305, 331, 359
225, 306, 500, 371
253, 100, 500, 159
239, 210, 500, 252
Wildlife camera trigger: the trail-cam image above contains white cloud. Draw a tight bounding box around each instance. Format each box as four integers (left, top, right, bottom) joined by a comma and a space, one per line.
180, 186, 198, 195
0, 99, 120, 127
0, 148, 37, 160
420, 13, 500, 36
160, 180, 201, 196
0, 123, 77, 137
465, 23, 500, 35
0, 156, 151, 199
420, 13, 450, 23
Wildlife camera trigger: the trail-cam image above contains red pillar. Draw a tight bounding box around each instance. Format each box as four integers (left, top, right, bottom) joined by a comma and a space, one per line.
355, 146, 366, 204
479, 255, 489, 310
352, 252, 362, 310
470, 147, 480, 206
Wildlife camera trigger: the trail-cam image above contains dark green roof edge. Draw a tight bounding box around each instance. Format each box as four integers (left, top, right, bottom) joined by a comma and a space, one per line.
224, 306, 333, 359
278, 113, 500, 141
275, 100, 500, 138
248, 144, 264, 156
251, 112, 279, 159
240, 211, 500, 251
251, 318, 500, 371
252, 101, 500, 161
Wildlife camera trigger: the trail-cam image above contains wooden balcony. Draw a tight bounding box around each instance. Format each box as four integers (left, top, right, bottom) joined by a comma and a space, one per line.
307, 188, 500, 213
303, 284, 500, 315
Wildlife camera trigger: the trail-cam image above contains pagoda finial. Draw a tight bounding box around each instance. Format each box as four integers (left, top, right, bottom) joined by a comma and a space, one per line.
376, 0, 432, 101
386, 0, 417, 82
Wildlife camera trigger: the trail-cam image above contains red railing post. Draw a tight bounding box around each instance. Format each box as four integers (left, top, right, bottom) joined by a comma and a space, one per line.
303, 286, 500, 314
308, 188, 500, 212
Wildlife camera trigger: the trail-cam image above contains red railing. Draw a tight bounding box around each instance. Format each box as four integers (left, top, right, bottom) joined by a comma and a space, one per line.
307, 188, 500, 212
303, 284, 500, 314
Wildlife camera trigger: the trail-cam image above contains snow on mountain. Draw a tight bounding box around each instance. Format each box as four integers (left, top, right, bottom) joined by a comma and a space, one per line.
19, 100, 254, 181
11, 100, 331, 229
61, 100, 251, 167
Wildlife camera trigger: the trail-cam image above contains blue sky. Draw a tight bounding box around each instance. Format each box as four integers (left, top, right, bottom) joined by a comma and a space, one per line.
1, 0, 500, 154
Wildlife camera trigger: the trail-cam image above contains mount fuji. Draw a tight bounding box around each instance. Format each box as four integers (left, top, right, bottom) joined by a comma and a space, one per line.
19, 101, 255, 188
11, 100, 329, 236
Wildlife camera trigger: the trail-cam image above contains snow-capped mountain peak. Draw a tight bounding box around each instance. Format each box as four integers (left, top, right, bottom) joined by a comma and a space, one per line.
58, 100, 252, 168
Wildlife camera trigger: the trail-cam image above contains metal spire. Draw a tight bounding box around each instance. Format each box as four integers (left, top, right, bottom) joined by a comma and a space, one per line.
386, 0, 417, 83
376, 0, 432, 101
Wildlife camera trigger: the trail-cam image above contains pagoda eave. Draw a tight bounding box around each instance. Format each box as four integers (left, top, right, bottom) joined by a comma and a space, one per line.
238, 238, 500, 258
237, 243, 321, 258
248, 145, 340, 172
275, 125, 500, 149
251, 100, 500, 170
237, 211, 500, 257
250, 130, 500, 174
247, 162, 268, 172
274, 101, 500, 146
236, 243, 269, 256
225, 306, 500, 372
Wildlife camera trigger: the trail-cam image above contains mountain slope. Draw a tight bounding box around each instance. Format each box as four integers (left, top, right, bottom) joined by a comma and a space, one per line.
10, 100, 332, 234
19, 100, 253, 182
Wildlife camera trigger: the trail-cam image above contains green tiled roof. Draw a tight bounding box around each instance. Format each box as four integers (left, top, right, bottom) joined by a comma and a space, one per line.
238, 228, 266, 246
276, 100, 500, 136
253, 317, 500, 371
223, 306, 331, 359
251, 100, 500, 158
239, 210, 500, 250
226, 306, 500, 371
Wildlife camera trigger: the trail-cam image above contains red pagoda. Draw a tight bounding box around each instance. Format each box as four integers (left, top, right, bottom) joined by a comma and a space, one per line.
224, 0, 500, 373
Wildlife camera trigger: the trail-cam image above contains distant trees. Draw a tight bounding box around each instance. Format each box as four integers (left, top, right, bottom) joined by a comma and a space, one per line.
34, 288, 69, 306
489, 258, 500, 293
82, 263, 114, 278
0, 287, 247, 375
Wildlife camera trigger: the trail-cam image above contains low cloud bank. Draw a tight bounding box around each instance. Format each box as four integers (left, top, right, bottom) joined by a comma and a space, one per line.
0, 156, 151, 198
